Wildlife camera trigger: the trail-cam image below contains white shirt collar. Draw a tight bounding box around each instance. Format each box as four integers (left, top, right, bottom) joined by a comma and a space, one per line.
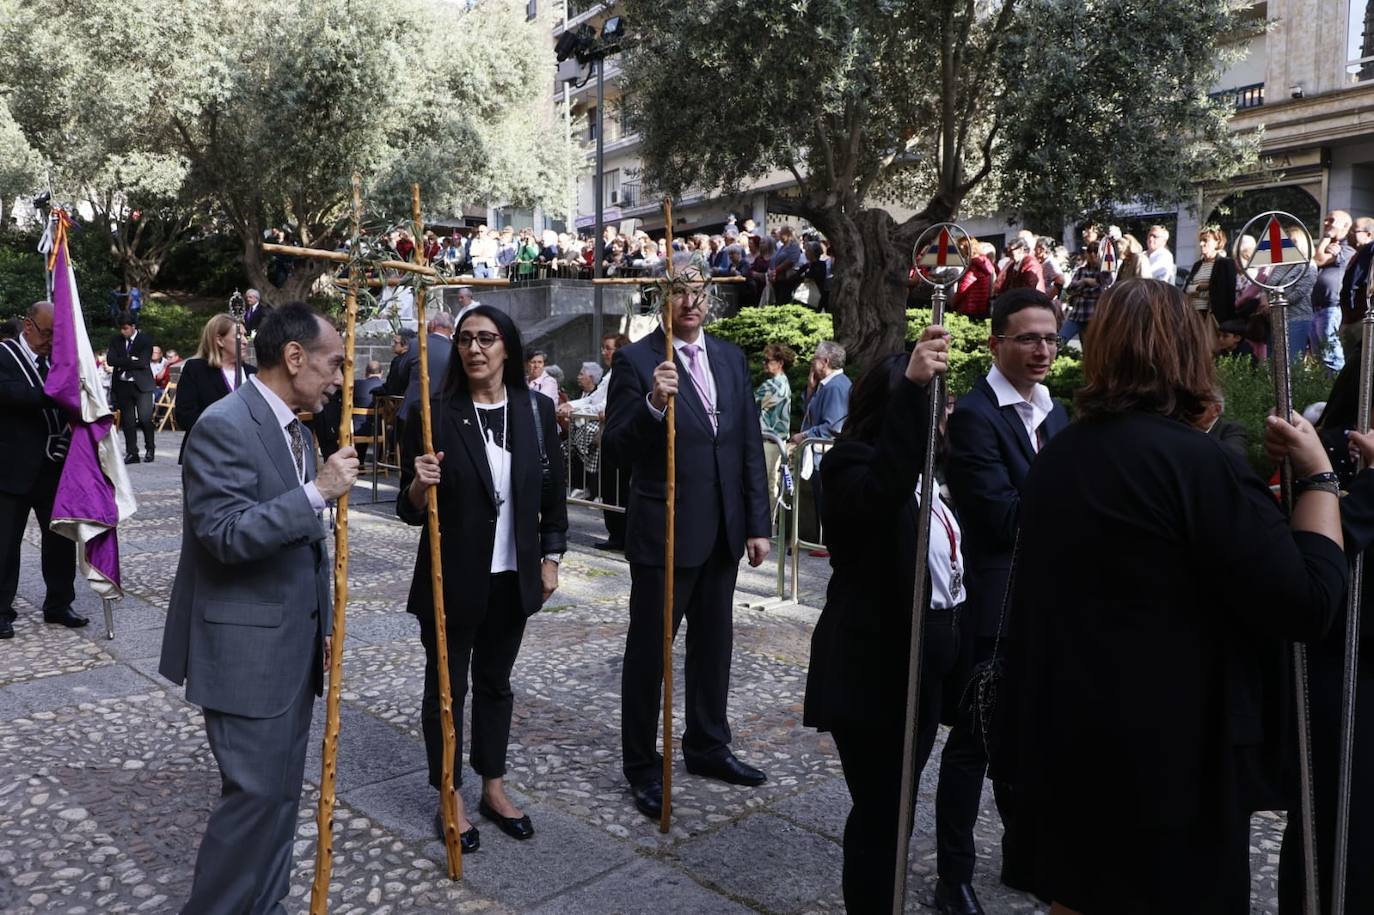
987, 364, 1053, 416
819, 370, 840, 387
16, 333, 40, 368
249, 375, 299, 430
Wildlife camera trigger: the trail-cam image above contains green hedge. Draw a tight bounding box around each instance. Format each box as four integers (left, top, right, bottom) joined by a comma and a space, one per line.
709, 305, 1335, 475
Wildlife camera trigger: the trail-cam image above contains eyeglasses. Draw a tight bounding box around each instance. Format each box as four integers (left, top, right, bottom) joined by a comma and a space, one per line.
996, 333, 1060, 350
24, 318, 54, 338
457, 331, 503, 349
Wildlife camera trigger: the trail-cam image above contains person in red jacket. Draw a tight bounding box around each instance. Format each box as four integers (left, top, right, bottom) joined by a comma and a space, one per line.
954, 236, 997, 320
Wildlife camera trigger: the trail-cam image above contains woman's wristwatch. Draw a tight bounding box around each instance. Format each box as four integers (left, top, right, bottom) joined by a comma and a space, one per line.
1294, 471, 1341, 497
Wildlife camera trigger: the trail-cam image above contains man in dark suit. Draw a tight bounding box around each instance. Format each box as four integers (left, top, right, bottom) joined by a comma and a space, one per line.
398, 311, 454, 434
242, 288, 270, 335
603, 277, 773, 821
107, 312, 156, 463
0, 301, 85, 638
159, 303, 358, 914
935, 288, 1069, 915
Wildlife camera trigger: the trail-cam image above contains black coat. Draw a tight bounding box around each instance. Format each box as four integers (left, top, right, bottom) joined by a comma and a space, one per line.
0, 339, 66, 495
804, 377, 935, 731
1003, 412, 1345, 904
945, 376, 1069, 639
106, 331, 155, 393
1185, 255, 1239, 321
173, 357, 256, 461
398, 387, 567, 627
601, 328, 770, 567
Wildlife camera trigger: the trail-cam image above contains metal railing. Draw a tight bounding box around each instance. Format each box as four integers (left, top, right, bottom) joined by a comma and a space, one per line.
787, 436, 834, 606
563, 413, 626, 513
1209, 81, 1264, 111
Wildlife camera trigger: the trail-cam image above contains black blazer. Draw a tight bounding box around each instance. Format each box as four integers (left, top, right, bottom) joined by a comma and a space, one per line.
243, 302, 271, 334
804, 377, 936, 731
601, 328, 770, 567
174, 357, 256, 461
0, 339, 66, 495
398, 388, 568, 627
1185, 255, 1239, 321
106, 331, 155, 393
945, 376, 1069, 638
1004, 413, 1344, 838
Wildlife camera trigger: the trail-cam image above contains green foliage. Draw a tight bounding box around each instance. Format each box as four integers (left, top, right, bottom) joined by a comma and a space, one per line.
1214, 355, 1334, 475
133, 295, 212, 356
158, 234, 245, 296
710, 305, 834, 369
0, 243, 46, 313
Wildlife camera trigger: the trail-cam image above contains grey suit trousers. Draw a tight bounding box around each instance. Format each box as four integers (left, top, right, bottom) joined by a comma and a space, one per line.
183, 674, 315, 915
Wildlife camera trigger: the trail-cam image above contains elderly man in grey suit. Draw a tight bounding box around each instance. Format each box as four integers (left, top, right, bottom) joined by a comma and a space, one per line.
160, 302, 359, 914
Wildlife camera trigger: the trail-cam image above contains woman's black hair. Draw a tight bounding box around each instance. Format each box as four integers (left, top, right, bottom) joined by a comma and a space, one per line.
838, 352, 910, 444
440, 304, 528, 398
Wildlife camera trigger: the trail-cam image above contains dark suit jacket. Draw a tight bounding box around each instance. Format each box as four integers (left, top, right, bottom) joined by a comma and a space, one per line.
1004, 413, 1344, 847
174, 357, 257, 461
398, 388, 567, 627
1185, 255, 1239, 321
946, 376, 1068, 639
602, 328, 770, 567
159, 381, 331, 719
106, 331, 155, 393
804, 377, 936, 731
400, 333, 453, 423
800, 372, 852, 439
243, 302, 271, 334
0, 339, 67, 494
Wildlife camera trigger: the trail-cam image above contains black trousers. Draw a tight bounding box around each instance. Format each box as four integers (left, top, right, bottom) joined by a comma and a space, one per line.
831, 607, 961, 914
417, 572, 528, 790
622, 531, 738, 786
936, 634, 1028, 884
0, 467, 76, 619
1278, 656, 1374, 914
600, 456, 627, 544
112, 380, 155, 455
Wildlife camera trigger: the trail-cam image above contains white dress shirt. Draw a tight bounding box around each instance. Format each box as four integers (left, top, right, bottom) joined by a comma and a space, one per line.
1148, 247, 1176, 283
567, 368, 611, 416
647, 333, 717, 421
249, 376, 326, 511
916, 480, 966, 610
986, 364, 1054, 452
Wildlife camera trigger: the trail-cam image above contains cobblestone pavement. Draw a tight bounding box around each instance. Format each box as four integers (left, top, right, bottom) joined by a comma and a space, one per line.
1, 433, 1287, 913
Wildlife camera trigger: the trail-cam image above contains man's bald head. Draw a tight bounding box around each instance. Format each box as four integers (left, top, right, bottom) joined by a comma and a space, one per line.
23, 301, 55, 356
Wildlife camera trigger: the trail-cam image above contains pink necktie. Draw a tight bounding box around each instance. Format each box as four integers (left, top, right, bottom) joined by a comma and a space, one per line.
680, 343, 717, 432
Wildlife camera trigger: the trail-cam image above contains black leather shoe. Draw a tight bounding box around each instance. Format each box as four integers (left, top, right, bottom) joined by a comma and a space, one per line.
0, 619, 13, 639
432, 811, 480, 852
478, 799, 534, 840
43, 606, 89, 628
933, 880, 986, 915
630, 781, 662, 820
685, 753, 767, 787
144, 450, 155, 463
124, 453, 140, 465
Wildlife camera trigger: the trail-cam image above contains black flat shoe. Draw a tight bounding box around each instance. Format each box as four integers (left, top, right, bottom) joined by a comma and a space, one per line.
43, 606, 89, 628
432, 811, 479, 852
0, 619, 13, 639
124, 453, 140, 465
630, 781, 662, 820
685, 753, 767, 787
933, 879, 986, 915
478, 799, 534, 840
593, 539, 624, 551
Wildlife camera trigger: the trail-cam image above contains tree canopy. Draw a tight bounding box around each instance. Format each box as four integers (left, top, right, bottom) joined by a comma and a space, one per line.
0, 0, 577, 298
620, 0, 1253, 362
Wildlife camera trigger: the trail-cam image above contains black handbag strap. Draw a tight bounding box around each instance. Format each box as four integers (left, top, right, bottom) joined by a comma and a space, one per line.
528, 389, 548, 466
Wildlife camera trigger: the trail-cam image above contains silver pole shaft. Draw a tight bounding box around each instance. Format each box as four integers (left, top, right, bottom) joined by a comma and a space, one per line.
891, 286, 946, 914
1331, 303, 1374, 915
1272, 292, 1322, 915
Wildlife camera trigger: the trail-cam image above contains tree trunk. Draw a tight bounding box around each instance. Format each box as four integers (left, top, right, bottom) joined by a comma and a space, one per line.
240, 230, 327, 305
820, 207, 922, 369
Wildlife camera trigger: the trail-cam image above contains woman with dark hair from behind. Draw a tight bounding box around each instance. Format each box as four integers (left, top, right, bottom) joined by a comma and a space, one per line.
1002, 278, 1345, 914
1276, 354, 1374, 911
398, 304, 568, 851
802, 324, 961, 913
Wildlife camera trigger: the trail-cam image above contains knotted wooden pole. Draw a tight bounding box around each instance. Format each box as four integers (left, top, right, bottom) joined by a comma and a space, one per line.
309, 174, 363, 915
660, 196, 677, 835
412, 184, 464, 879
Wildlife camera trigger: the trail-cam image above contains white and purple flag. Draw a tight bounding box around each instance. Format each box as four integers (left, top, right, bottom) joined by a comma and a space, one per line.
41, 211, 136, 598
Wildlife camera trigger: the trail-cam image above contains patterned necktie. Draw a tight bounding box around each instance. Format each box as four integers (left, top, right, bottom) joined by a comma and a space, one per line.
287, 419, 305, 481
35, 354, 49, 381
680, 343, 717, 432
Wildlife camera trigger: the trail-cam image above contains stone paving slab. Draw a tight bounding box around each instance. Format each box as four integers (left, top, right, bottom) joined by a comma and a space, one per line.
526, 855, 757, 915
672, 813, 842, 913
1, 665, 155, 718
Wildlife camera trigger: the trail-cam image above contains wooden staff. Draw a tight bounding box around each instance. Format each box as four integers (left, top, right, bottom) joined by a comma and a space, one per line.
309, 175, 363, 915
262, 242, 511, 286
660, 196, 677, 835
411, 184, 464, 879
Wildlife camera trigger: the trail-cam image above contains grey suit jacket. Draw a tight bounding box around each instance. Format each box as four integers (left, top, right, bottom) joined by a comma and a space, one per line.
159, 381, 331, 719
399, 333, 452, 424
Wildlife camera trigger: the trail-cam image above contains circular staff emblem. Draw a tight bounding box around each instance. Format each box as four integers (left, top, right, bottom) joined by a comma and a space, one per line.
1237, 211, 1315, 292
911, 223, 974, 289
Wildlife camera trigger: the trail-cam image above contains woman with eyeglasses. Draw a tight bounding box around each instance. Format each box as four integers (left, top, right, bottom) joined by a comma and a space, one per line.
1184, 226, 1238, 321
999, 278, 1345, 914
398, 304, 568, 852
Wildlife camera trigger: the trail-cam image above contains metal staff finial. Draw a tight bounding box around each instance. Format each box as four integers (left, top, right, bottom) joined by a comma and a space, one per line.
228, 289, 246, 390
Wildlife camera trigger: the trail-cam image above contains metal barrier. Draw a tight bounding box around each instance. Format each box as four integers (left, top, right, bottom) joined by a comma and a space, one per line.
787, 436, 834, 607
564, 413, 626, 514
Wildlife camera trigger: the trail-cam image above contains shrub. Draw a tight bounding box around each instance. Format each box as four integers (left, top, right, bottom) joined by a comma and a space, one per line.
1215, 354, 1334, 475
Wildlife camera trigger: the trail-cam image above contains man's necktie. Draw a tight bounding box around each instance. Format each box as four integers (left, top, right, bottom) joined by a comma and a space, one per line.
287, 419, 305, 481
35, 354, 49, 381
680, 343, 717, 433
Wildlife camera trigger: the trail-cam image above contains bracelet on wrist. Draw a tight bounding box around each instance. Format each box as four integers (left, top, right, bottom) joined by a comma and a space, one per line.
1294, 471, 1341, 497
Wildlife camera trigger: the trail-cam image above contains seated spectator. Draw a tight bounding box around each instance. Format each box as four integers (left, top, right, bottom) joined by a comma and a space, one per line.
567, 361, 605, 498
527, 349, 560, 400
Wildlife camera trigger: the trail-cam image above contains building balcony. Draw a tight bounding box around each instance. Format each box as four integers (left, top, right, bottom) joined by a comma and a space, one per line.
1210, 82, 1265, 111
